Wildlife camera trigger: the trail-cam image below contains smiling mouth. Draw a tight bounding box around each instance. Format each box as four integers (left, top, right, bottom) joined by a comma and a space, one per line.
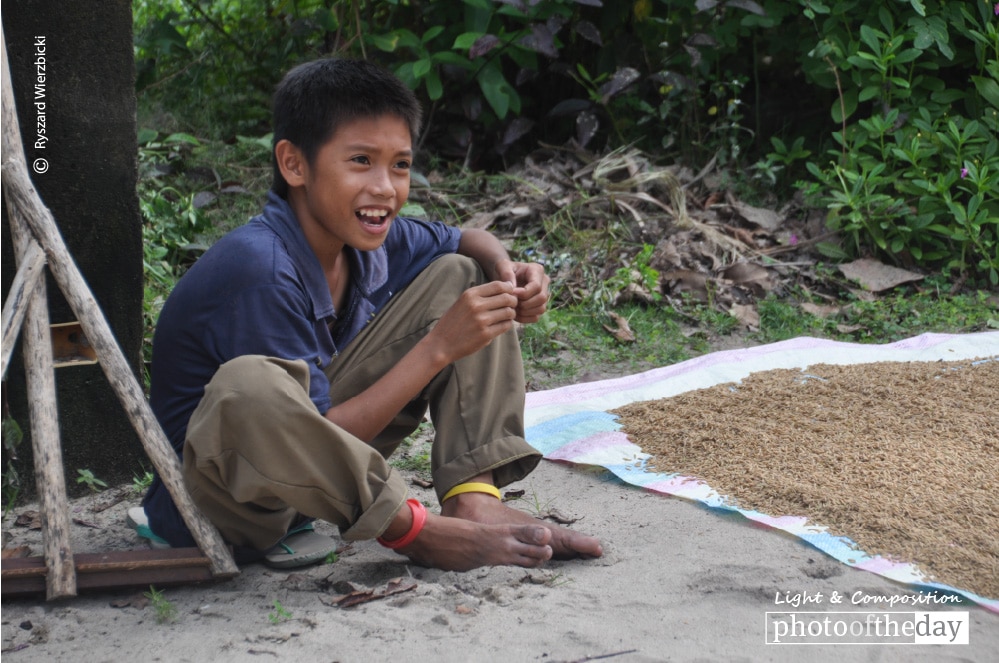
357, 208, 390, 227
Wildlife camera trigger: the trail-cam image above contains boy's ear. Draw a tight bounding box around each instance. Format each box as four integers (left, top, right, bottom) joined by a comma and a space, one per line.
275, 139, 307, 188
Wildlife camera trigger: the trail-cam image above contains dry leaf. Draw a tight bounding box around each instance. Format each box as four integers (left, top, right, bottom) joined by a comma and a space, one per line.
541, 509, 579, 525
663, 270, 710, 300
2, 545, 32, 559
603, 312, 636, 343
839, 258, 923, 292
801, 302, 841, 319
729, 304, 760, 330
614, 280, 657, 306
723, 225, 758, 249
323, 577, 417, 608
730, 201, 782, 231
15, 511, 41, 530
722, 262, 772, 293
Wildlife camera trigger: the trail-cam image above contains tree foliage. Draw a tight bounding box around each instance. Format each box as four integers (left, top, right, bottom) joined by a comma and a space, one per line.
133, 0, 999, 283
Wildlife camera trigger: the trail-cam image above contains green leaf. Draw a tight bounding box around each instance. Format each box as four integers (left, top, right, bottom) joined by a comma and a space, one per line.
894, 48, 922, 65
906, 0, 927, 17
908, 16, 953, 60
859, 25, 887, 55
931, 88, 967, 104
137, 128, 158, 145
816, 241, 849, 259
859, 85, 881, 102
432, 51, 474, 69
422, 26, 445, 43
370, 33, 400, 52
972, 76, 999, 111
453, 32, 485, 50
478, 63, 513, 119
425, 70, 443, 101
164, 132, 200, 145
413, 58, 432, 79
831, 89, 858, 123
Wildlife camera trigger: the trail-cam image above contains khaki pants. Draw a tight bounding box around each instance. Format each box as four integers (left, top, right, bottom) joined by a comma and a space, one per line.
181, 255, 541, 550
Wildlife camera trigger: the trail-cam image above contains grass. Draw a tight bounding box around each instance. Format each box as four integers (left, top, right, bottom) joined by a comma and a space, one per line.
520, 304, 706, 389
388, 422, 433, 478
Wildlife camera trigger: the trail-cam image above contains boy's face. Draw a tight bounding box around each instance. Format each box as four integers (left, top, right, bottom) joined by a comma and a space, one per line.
288, 114, 412, 255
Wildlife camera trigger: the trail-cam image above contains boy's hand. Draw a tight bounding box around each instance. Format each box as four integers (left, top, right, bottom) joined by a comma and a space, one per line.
493, 259, 550, 324
428, 281, 519, 363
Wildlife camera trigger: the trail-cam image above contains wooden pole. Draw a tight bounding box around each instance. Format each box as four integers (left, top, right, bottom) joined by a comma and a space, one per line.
1, 30, 76, 599
1, 28, 238, 580
1, 240, 46, 377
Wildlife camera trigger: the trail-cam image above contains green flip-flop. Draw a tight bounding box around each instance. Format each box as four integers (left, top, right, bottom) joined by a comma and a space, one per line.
263, 522, 338, 569
126, 506, 171, 550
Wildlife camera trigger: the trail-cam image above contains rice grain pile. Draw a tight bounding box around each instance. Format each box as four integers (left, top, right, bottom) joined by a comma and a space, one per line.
612, 359, 999, 599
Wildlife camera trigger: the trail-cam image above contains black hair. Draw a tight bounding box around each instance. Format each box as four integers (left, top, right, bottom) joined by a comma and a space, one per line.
270, 58, 423, 198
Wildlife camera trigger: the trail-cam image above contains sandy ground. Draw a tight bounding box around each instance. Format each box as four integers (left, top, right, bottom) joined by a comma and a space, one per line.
2, 457, 997, 663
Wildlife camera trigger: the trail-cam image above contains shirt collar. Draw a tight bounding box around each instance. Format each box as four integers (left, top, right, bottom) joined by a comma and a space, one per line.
258, 191, 335, 320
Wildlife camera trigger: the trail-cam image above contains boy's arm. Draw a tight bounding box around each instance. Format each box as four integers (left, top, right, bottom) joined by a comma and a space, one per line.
458, 228, 550, 324
324, 276, 518, 442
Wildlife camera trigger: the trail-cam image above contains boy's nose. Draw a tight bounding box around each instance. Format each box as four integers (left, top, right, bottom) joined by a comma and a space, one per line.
368, 169, 395, 197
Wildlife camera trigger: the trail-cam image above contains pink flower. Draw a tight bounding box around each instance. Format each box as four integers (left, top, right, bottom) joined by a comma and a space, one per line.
960, 167, 969, 178
995, 2, 998, 16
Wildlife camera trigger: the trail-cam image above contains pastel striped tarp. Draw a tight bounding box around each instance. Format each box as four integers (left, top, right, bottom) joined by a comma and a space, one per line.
524, 332, 999, 614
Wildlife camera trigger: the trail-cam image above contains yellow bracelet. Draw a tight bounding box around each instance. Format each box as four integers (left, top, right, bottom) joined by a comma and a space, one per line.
442, 482, 502, 502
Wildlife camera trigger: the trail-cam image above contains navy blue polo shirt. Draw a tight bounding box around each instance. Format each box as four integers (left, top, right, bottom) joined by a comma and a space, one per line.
143, 191, 461, 546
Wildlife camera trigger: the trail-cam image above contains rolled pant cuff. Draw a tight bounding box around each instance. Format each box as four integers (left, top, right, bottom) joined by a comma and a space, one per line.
433, 435, 542, 503
340, 468, 410, 542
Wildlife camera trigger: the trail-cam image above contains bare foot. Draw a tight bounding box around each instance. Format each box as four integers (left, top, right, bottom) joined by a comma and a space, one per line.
396, 513, 554, 571
441, 491, 604, 560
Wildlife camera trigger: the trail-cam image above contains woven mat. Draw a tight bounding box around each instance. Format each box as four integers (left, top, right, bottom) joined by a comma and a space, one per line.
524, 332, 999, 613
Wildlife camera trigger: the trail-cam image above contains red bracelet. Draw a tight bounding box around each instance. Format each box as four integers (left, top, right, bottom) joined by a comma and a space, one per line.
377, 498, 428, 550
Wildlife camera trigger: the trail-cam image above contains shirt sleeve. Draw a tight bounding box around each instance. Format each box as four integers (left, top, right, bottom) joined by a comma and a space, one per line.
387, 218, 462, 284
206, 282, 333, 414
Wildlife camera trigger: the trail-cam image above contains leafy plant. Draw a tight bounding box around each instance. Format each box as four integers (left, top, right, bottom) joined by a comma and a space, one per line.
137, 131, 215, 364
268, 599, 293, 624
798, 0, 999, 284
144, 585, 179, 624
76, 469, 108, 493
132, 469, 155, 494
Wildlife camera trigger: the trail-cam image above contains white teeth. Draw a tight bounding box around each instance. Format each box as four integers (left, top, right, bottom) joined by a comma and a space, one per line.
358, 209, 387, 218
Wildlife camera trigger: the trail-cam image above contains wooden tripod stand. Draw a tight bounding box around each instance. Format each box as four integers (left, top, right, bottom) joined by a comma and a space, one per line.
1, 28, 238, 599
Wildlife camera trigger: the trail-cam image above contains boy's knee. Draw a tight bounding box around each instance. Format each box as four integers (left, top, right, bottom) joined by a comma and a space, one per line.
425, 253, 485, 286
208, 355, 311, 405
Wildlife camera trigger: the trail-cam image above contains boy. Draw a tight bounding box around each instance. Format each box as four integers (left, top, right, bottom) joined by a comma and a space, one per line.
135, 57, 602, 570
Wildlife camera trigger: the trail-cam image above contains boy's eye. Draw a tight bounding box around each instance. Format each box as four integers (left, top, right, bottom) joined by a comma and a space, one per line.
395, 160, 412, 170
351, 155, 371, 165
